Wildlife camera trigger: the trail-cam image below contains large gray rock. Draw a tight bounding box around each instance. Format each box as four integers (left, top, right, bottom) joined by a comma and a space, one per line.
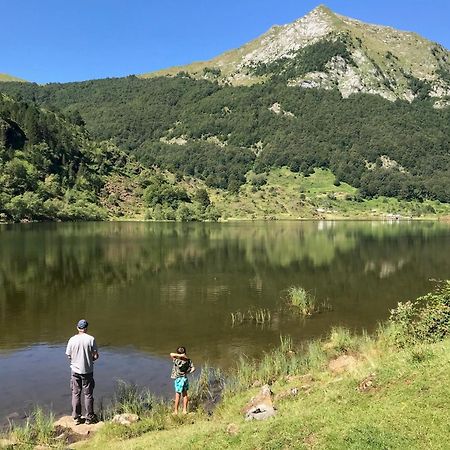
111, 413, 140, 425
243, 384, 277, 421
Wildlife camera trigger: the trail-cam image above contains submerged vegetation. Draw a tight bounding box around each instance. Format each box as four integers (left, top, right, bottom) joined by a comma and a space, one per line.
230, 308, 272, 326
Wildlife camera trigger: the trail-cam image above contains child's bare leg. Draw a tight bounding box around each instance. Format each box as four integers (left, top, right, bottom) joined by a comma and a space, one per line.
182, 391, 189, 414
174, 392, 181, 414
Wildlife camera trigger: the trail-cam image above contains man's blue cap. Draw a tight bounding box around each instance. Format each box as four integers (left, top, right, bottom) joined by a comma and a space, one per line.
77, 319, 88, 329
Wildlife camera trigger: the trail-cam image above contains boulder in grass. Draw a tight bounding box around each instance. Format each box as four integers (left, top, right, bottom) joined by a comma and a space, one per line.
52, 415, 104, 444
243, 385, 276, 421
328, 354, 358, 374
111, 413, 140, 425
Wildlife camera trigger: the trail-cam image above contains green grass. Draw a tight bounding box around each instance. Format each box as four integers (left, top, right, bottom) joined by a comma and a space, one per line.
7, 407, 55, 448
80, 326, 450, 450
101, 380, 166, 419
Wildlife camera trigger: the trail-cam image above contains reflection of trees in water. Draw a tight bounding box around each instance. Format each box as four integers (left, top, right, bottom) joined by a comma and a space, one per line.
0, 221, 449, 353
0, 221, 448, 294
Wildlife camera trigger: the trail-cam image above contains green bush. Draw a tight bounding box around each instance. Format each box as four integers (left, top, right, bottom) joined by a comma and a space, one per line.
389, 281, 450, 346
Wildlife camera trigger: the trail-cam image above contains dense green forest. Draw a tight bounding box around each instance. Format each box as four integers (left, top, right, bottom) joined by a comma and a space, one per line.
0, 94, 222, 222
0, 94, 131, 221
1, 70, 448, 204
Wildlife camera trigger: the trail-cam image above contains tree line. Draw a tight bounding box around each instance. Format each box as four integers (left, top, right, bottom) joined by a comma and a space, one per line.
1, 68, 449, 202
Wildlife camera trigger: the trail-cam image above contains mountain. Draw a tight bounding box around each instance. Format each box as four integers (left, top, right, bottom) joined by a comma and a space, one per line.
0, 73, 26, 82
142, 5, 450, 107
0, 6, 449, 213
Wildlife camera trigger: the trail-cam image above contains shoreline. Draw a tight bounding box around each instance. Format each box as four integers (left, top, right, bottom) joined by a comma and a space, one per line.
4, 282, 450, 449
0, 214, 446, 226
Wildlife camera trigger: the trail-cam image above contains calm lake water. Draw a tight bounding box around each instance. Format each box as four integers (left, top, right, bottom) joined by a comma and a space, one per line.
0, 220, 449, 423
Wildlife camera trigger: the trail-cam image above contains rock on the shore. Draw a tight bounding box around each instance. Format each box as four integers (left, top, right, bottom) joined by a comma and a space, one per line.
243, 384, 276, 421
53, 415, 104, 444
111, 413, 140, 425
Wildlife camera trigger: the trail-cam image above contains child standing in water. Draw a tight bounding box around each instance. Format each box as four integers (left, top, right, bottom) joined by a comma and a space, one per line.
170, 346, 195, 414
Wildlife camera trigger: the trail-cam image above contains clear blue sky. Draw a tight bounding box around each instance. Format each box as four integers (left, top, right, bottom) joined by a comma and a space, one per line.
2, 0, 449, 83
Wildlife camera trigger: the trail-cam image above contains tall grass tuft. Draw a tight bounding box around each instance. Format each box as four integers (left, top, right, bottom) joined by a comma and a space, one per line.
189, 365, 225, 411
103, 380, 167, 420
226, 336, 311, 393
326, 327, 358, 353
9, 406, 55, 447
287, 286, 317, 315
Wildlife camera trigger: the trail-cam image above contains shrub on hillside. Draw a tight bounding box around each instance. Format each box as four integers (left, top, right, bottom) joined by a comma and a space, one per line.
389, 281, 450, 346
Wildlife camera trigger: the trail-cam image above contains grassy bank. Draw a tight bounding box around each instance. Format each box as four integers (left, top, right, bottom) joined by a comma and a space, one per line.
4, 282, 450, 449
75, 282, 450, 450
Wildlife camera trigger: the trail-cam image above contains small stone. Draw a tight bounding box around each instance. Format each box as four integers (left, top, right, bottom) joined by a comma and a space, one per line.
226, 423, 239, 436
358, 373, 376, 392
328, 355, 358, 374
0, 438, 16, 448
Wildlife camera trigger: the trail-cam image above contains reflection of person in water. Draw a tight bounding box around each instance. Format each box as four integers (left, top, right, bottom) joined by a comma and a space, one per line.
65, 319, 99, 425
170, 346, 195, 414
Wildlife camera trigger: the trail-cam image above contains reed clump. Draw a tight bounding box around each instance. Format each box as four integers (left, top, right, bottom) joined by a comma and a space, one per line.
230, 307, 272, 326
287, 286, 318, 315
102, 380, 167, 420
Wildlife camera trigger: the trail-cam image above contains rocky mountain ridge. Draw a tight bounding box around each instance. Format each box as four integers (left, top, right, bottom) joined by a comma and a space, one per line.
144, 5, 450, 106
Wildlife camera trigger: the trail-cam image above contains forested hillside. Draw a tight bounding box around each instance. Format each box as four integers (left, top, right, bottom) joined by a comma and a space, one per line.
0, 94, 225, 222
0, 94, 135, 221
1, 75, 449, 202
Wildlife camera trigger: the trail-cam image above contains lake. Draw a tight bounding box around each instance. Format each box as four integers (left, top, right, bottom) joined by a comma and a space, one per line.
0, 220, 449, 423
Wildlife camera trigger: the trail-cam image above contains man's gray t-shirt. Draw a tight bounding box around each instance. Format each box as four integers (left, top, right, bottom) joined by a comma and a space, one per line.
65, 333, 98, 375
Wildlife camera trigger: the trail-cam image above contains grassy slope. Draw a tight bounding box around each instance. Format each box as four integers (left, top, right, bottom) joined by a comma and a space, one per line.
83, 334, 450, 449
210, 168, 450, 220
0, 73, 26, 82
115, 167, 450, 221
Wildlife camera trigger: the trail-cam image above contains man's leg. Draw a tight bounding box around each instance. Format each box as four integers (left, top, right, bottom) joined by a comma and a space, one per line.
82, 373, 96, 420
71, 374, 82, 419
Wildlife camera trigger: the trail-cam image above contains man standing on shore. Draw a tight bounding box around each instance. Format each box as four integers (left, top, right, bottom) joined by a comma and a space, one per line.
65, 319, 99, 425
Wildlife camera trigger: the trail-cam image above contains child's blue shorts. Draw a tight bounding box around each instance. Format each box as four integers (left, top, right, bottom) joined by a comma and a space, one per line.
174, 376, 189, 393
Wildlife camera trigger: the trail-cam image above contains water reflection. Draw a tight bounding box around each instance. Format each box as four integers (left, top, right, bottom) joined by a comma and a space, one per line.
0, 221, 448, 355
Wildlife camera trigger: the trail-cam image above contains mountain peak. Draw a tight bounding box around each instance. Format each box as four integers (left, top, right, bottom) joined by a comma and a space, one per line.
311, 4, 335, 15
142, 6, 450, 106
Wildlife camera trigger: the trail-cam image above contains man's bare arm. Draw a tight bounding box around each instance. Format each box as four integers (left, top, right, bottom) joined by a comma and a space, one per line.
93, 351, 99, 361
